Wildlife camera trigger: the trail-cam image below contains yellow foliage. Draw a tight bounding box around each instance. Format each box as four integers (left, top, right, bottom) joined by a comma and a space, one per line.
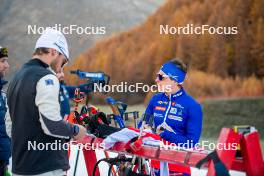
184, 70, 264, 99
67, 0, 264, 103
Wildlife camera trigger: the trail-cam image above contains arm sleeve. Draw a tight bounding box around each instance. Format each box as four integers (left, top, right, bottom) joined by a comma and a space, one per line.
0, 114, 10, 139
64, 85, 76, 99
160, 103, 203, 147
145, 96, 155, 116
4, 107, 11, 138
0, 113, 11, 161
35, 74, 76, 139
138, 95, 155, 128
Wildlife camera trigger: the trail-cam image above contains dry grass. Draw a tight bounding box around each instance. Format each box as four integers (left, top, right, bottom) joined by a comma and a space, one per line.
185, 70, 264, 99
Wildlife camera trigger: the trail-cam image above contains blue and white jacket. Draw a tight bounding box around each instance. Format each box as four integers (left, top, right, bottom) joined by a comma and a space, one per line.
144, 88, 203, 147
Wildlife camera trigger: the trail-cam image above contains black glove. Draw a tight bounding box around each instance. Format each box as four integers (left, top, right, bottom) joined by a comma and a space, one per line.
86, 112, 120, 138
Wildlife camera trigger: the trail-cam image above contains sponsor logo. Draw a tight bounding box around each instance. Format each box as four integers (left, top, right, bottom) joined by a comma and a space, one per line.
45, 79, 54, 85
178, 109, 183, 116
172, 91, 183, 98
60, 95, 64, 101
168, 115, 183, 121
158, 101, 168, 105
170, 107, 177, 114
174, 103, 184, 109
171, 102, 184, 109
154, 113, 164, 118
155, 106, 166, 111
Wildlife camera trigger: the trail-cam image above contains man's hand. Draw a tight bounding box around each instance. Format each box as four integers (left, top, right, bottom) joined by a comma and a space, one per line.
156, 128, 162, 135
156, 126, 165, 135
73, 124, 87, 141
143, 124, 152, 130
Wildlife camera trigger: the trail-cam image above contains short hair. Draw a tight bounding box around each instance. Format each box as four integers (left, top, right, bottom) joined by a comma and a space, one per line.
170, 58, 188, 73
32, 47, 49, 56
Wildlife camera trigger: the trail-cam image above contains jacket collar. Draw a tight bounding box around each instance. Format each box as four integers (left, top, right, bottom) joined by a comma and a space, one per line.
28, 58, 49, 68
163, 88, 185, 100
171, 88, 185, 98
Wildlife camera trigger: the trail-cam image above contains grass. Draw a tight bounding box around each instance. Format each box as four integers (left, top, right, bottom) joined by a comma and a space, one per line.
201, 97, 264, 139
201, 97, 264, 153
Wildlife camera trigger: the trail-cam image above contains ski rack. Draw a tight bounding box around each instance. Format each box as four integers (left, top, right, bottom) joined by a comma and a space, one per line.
74, 128, 264, 176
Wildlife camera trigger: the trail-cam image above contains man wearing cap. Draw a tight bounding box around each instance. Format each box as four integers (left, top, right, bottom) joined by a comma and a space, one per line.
143, 59, 203, 176
7, 29, 87, 176
0, 46, 10, 175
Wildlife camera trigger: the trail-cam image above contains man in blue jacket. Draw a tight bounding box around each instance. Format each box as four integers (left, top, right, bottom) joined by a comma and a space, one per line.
0, 46, 10, 175
56, 70, 94, 118
144, 59, 203, 176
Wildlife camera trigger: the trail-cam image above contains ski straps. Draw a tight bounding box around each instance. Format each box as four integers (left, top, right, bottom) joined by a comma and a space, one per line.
196, 150, 230, 176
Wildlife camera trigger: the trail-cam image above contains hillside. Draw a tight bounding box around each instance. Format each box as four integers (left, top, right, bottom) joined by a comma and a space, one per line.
0, 0, 163, 78
66, 0, 264, 103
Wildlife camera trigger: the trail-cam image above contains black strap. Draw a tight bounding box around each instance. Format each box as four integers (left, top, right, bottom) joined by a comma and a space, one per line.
126, 169, 150, 176
196, 150, 217, 168
196, 150, 230, 176
97, 124, 121, 138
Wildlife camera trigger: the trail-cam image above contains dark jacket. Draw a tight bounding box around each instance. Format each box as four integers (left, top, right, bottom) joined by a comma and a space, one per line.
0, 78, 11, 162
7, 59, 76, 175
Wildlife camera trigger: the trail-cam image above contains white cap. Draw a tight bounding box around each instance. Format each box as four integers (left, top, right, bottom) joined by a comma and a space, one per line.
35, 28, 69, 60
